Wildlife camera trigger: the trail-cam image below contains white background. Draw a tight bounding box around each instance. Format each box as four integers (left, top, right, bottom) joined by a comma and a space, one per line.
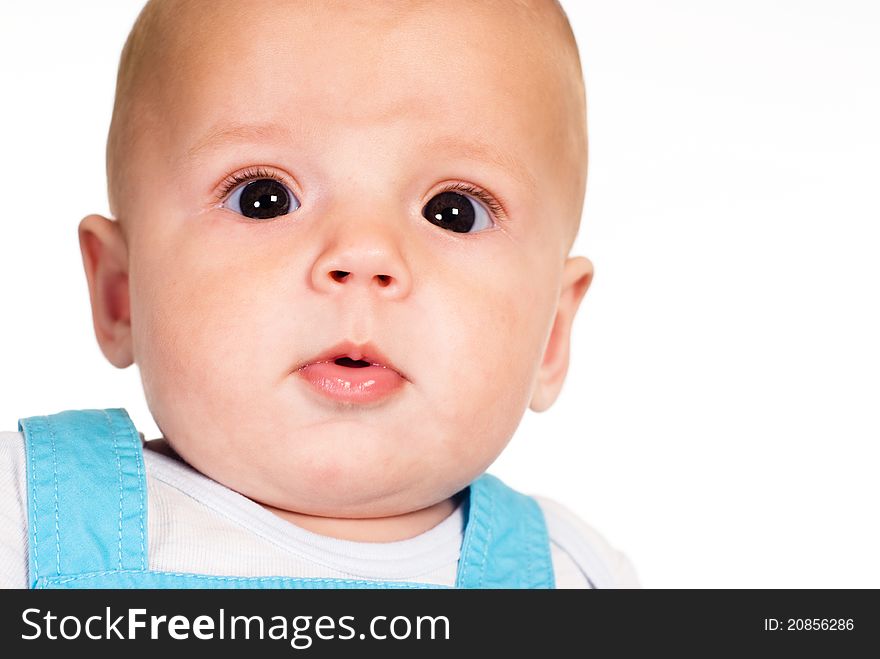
1, 1, 878, 588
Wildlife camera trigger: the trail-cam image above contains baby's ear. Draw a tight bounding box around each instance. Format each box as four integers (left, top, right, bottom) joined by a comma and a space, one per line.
529, 256, 593, 412
78, 214, 133, 368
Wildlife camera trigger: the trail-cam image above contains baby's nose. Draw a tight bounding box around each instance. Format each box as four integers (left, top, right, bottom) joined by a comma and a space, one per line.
310, 233, 412, 299
328, 269, 393, 287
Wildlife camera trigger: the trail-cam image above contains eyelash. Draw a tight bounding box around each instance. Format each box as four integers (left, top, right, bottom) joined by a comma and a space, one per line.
440, 181, 507, 221
214, 166, 508, 221
214, 166, 284, 205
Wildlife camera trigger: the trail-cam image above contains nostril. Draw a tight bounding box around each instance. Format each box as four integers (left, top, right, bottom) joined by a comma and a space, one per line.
329, 271, 393, 285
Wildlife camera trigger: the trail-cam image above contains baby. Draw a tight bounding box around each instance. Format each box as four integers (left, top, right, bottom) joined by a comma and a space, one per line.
0, 0, 638, 588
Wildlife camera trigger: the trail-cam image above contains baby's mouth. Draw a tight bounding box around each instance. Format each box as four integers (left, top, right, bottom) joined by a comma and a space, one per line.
296, 340, 405, 376
333, 357, 372, 368
294, 340, 408, 404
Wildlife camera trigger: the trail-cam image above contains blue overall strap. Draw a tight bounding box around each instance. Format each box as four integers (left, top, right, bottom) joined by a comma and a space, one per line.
18, 408, 148, 587
455, 473, 555, 588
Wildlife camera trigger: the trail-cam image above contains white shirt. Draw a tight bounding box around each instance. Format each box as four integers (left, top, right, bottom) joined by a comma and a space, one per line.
0, 430, 639, 589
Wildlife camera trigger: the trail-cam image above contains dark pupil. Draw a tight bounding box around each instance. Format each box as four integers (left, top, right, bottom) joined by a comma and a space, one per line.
422, 191, 475, 233
240, 179, 291, 220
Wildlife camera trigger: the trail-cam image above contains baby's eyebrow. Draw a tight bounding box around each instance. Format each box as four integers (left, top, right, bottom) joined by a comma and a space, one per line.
182, 121, 535, 188
183, 122, 297, 163
419, 134, 536, 189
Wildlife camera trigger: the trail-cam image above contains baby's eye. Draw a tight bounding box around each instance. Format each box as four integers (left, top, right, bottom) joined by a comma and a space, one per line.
422, 188, 495, 233
221, 175, 301, 220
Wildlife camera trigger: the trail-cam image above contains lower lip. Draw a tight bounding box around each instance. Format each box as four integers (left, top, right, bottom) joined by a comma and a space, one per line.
296, 361, 406, 403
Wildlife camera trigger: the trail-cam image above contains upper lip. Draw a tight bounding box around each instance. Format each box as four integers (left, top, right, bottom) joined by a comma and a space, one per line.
296, 340, 406, 379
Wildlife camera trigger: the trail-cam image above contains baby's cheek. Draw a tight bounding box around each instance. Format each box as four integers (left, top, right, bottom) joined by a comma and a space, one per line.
133, 260, 265, 404
433, 276, 547, 459
476, 272, 548, 376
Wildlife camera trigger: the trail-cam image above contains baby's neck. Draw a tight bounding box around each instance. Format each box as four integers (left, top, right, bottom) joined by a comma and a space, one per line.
144, 438, 461, 543
261, 496, 460, 543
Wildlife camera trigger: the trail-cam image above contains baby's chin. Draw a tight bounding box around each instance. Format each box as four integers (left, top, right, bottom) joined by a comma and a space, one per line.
175, 424, 481, 519
145, 367, 519, 518
223, 462, 469, 522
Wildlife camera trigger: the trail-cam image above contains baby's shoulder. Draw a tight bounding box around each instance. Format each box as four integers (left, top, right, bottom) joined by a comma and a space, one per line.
0, 430, 26, 491
0, 430, 28, 588
533, 495, 640, 589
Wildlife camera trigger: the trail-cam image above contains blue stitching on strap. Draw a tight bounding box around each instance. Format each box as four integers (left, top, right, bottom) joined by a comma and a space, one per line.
103, 409, 125, 570
46, 416, 61, 576
125, 415, 148, 570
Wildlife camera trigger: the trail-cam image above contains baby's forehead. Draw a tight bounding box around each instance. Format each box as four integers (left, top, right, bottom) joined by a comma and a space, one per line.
110, 0, 585, 245
157, 0, 578, 100
126, 0, 580, 131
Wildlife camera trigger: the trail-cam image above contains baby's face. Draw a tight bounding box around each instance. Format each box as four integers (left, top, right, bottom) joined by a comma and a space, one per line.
93, 0, 590, 517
